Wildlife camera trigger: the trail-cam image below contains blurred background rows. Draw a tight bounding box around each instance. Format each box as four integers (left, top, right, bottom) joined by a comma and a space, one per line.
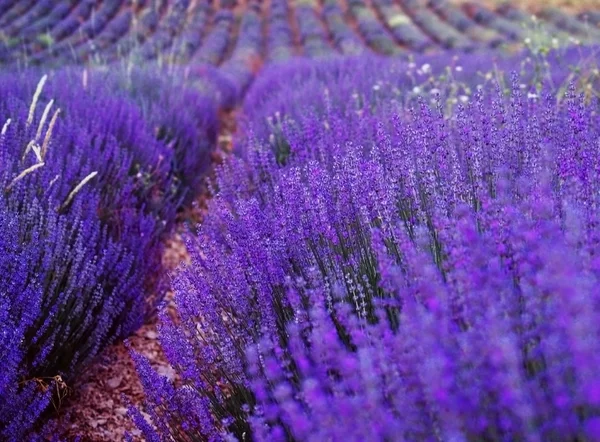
0, 0, 598, 68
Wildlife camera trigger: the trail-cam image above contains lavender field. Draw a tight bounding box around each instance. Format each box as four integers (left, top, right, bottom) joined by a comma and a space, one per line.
0, 0, 600, 441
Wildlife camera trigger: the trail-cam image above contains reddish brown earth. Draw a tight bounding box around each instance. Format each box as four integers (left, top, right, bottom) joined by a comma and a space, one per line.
48, 297, 176, 441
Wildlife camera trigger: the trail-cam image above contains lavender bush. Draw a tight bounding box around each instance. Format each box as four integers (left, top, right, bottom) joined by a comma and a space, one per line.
107, 66, 219, 204
0, 66, 218, 440
131, 50, 600, 441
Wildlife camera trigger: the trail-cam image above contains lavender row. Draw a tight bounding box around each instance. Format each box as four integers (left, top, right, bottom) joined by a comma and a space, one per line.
0, 0, 37, 28
23, 1, 126, 65
46, 0, 96, 43
131, 51, 600, 441
243, 46, 600, 141
322, 0, 368, 55
0, 1, 598, 66
12, 1, 76, 52
266, 0, 296, 62
428, 0, 503, 47
581, 10, 600, 27
0, 66, 218, 441
191, 9, 234, 66
219, 3, 263, 105
461, 2, 527, 41
135, 0, 191, 60
1, 1, 145, 65
400, 0, 476, 51
169, 0, 212, 63
0, 0, 77, 60
0, 0, 17, 19
82, 10, 134, 63
2, 0, 62, 38
347, 0, 402, 55
371, 0, 435, 52
497, 4, 577, 44
294, 1, 336, 58
539, 7, 600, 41
98, 3, 162, 62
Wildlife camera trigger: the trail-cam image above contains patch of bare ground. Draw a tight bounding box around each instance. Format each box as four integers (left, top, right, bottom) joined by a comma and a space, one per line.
45, 109, 237, 442
46, 320, 173, 441
44, 242, 183, 442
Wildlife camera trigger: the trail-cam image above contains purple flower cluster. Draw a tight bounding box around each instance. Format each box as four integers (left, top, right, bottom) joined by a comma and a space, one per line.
0, 66, 218, 440
239, 46, 599, 159
0, 205, 52, 440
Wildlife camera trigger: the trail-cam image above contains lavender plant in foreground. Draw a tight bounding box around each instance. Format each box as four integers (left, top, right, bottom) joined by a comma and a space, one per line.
0, 202, 51, 441
132, 55, 600, 441
0, 67, 218, 440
